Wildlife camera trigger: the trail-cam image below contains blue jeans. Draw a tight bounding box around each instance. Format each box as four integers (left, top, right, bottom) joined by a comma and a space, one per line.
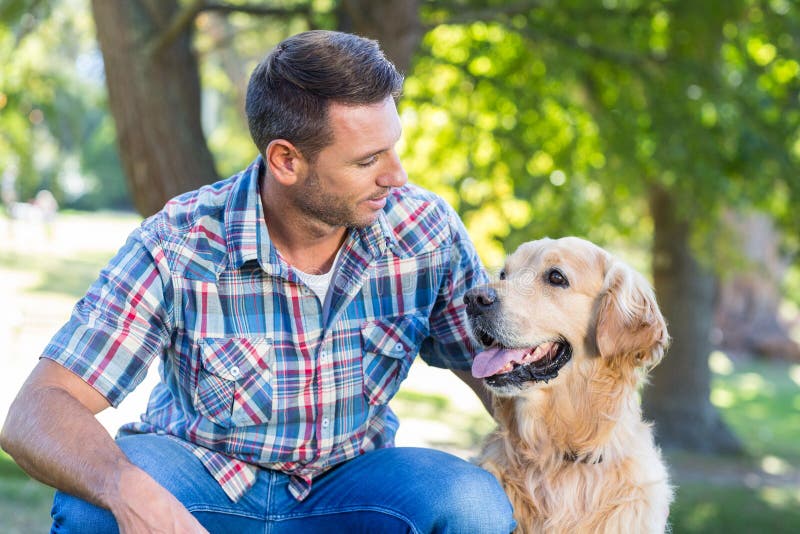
51, 433, 515, 533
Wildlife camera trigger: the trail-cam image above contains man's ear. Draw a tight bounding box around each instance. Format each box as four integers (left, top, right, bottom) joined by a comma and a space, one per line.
265, 139, 306, 186
595, 259, 669, 369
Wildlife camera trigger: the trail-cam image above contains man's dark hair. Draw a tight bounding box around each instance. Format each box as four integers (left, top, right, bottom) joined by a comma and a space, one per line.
245, 30, 404, 162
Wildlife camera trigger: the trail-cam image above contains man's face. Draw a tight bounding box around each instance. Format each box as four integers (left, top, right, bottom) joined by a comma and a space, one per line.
293, 97, 407, 229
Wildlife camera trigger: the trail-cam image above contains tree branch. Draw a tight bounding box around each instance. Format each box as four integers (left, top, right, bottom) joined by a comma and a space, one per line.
423, 0, 544, 30
421, 1, 662, 70
147, 0, 311, 58
517, 22, 667, 70
12, 0, 49, 47
200, 1, 311, 18
423, 0, 655, 22
145, 0, 203, 57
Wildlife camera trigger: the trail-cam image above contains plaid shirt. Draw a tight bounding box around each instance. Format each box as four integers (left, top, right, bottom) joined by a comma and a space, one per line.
42, 157, 487, 502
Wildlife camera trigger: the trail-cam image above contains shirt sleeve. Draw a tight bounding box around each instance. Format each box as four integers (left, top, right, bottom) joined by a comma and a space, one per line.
40, 226, 174, 407
418, 203, 489, 371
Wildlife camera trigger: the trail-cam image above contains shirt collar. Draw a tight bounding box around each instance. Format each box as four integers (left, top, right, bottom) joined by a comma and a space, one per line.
353, 206, 398, 260
224, 157, 263, 270
224, 156, 399, 274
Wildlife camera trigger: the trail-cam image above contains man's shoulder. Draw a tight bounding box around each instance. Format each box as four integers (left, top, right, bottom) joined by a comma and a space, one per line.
149, 174, 240, 233
384, 182, 452, 224
383, 183, 458, 254
139, 170, 249, 278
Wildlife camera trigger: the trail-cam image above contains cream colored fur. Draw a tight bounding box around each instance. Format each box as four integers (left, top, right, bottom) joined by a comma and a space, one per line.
476, 237, 673, 533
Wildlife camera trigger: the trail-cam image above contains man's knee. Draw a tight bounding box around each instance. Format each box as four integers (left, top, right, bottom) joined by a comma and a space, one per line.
114, 433, 219, 506
430, 463, 516, 533
51, 490, 118, 534
50, 434, 212, 533
387, 448, 515, 533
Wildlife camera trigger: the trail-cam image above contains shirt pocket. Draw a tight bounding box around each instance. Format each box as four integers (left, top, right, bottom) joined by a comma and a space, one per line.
361, 315, 424, 406
193, 337, 274, 427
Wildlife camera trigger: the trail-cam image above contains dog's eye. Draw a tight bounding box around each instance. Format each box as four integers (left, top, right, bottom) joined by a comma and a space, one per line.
499, 269, 507, 280
547, 269, 569, 287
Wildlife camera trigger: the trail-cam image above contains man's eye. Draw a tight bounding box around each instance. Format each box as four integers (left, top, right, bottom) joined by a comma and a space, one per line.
358, 156, 379, 167
547, 269, 569, 287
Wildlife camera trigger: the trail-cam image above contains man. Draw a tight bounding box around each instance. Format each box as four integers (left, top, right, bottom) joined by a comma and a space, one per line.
1, 30, 515, 533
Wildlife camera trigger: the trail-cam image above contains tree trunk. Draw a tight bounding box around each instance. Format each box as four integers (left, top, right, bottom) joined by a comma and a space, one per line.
714, 211, 800, 361
643, 186, 742, 454
337, 0, 421, 74
91, 0, 217, 217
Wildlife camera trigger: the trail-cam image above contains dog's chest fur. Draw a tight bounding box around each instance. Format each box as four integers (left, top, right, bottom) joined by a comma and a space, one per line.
479, 390, 672, 534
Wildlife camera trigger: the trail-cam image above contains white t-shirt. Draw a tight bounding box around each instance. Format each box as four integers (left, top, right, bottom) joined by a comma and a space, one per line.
294, 247, 344, 302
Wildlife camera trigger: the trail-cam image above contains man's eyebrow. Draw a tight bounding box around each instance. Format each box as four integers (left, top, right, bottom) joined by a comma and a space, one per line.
351, 129, 403, 162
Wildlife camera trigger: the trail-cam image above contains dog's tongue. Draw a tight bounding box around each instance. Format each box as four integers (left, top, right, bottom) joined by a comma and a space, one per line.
472, 347, 529, 378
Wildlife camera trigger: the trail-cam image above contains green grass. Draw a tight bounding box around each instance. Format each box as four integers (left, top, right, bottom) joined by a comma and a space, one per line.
0, 251, 112, 299
392, 389, 495, 453
671, 484, 800, 534
667, 353, 800, 533
0, 451, 54, 533
710, 355, 800, 462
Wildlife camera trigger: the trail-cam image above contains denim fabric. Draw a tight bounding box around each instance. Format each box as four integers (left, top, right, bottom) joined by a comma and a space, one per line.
51, 434, 516, 533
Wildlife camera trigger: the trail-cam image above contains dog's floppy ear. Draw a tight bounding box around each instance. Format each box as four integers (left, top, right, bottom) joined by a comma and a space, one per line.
595, 259, 669, 368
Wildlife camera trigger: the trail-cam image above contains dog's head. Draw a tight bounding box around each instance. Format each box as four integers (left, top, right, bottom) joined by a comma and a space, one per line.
465, 237, 668, 397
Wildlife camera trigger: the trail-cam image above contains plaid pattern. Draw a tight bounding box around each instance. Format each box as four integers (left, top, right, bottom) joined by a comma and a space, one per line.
42, 157, 488, 501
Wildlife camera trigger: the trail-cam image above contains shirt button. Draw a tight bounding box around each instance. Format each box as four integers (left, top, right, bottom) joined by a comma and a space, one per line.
394, 342, 404, 351
320, 351, 327, 362
230, 366, 241, 378
322, 418, 330, 429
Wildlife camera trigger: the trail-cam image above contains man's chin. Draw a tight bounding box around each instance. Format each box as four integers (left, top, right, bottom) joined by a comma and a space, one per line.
348, 207, 382, 229
348, 216, 379, 229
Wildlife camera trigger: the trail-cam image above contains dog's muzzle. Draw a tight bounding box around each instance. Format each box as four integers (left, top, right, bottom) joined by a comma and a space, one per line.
464, 286, 573, 386
464, 287, 498, 317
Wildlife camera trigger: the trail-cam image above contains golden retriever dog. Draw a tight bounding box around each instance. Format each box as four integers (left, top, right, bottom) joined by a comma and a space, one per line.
464, 237, 673, 533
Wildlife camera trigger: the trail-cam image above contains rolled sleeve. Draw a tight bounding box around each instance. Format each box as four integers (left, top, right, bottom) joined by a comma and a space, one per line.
41, 227, 173, 406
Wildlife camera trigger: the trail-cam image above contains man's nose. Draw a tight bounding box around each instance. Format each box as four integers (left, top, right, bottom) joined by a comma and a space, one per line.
378, 150, 408, 188
463, 287, 498, 316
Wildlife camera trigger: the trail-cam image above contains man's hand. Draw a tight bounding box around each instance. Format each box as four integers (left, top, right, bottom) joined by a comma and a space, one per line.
0, 359, 207, 532
108, 465, 209, 534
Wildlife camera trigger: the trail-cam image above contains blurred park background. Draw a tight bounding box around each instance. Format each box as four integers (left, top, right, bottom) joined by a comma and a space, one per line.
1, 0, 799, 532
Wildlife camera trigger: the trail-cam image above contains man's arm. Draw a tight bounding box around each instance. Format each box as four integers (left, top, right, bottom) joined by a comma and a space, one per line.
0, 358, 207, 533
451, 368, 494, 417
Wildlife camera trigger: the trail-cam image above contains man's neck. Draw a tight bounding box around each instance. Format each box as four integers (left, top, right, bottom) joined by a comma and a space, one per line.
261, 178, 347, 275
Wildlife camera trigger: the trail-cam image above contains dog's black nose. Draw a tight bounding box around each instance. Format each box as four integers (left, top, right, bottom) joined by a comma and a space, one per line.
464, 287, 498, 316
